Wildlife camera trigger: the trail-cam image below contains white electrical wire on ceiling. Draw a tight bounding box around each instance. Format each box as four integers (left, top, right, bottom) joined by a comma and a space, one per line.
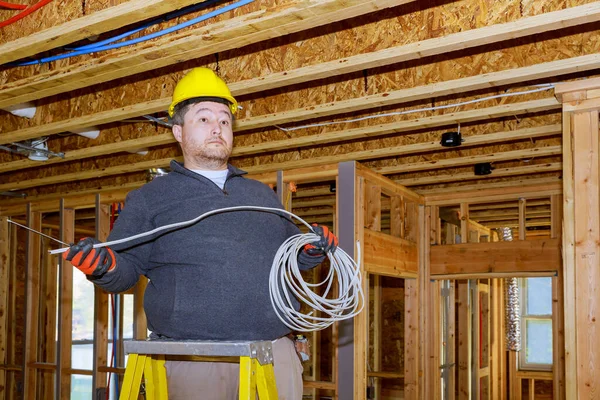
275, 84, 555, 132
49, 205, 364, 332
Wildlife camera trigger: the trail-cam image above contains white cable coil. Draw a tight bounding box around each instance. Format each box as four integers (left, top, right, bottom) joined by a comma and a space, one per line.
270, 232, 363, 332
49, 205, 364, 332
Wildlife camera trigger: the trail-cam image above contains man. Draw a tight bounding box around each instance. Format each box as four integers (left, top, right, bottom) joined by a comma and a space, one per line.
63, 67, 337, 400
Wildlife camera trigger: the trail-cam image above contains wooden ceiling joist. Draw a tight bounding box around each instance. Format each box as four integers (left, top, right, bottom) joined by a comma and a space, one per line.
374, 145, 562, 175
0, 158, 180, 192
4, 17, 600, 145
0, 0, 407, 109
0, 0, 208, 66
0, 55, 570, 155
228, 124, 561, 175
237, 55, 584, 132
0, 98, 171, 146
0, 143, 561, 194
232, 98, 561, 157
397, 162, 562, 187
424, 179, 562, 205
2, 101, 561, 181
229, 2, 600, 97
0, 128, 176, 174
464, 199, 551, 211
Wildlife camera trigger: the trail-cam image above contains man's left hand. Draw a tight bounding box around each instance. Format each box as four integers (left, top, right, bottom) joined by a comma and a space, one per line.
304, 224, 338, 256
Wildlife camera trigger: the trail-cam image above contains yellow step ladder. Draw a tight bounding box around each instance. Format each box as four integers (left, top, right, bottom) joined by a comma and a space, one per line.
119, 340, 278, 400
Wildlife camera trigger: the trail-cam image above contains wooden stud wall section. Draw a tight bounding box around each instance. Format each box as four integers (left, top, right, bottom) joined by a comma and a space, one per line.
571, 110, 600, 395
371, 274, 382, 399
405, 188, 419, 400
490, 277, 505, 400
354, 171, 367, 400
0, 218, 9, 399
478, 283, 491, 400
457, 203, 470, 400
457, 280, 470, 400
39, 229, 58, 399
363, 181, 382, 399
278, 170, 329, 398
555, 78, 600, 399
426, 207, 441, 400
58, 202, 75, 400
447, 280, 456, 400
350, 163, 424, 399
6, 224, 17, 400
550, 194, 565, 400
472, 280, 480, 399
23, 207, 41, 400
93, 197, 110, 395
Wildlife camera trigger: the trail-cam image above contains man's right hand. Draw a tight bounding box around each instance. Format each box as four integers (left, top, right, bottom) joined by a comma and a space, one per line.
63, 237, 116, 277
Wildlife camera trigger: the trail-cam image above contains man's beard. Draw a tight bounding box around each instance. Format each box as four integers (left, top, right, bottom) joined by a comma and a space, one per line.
183, 138, 231, 169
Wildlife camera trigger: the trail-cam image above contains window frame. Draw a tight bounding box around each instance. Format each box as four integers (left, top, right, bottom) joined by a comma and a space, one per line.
518, 277, 553, 372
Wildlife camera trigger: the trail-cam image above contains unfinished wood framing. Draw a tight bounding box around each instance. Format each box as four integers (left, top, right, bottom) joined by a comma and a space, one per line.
92, 198, 110, 395
8, 0, 600, 395
58, 202, 74, 400
336, 161, 425, 399
23, 207, 41, 400
551, 194, 565, 400
430, 239, 561, 279
555, 78, 600, 399
0, 218, 9, 399
0, 154, 572, 400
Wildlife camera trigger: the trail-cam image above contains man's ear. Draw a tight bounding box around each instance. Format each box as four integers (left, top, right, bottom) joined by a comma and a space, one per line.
172, 124, 183, 143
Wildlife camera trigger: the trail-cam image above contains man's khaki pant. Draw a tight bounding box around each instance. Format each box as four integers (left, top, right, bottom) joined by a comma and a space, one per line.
165, 336, 303, 400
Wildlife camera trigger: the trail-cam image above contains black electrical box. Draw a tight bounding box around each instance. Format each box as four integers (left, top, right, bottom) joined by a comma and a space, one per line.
440, 131, 462, 147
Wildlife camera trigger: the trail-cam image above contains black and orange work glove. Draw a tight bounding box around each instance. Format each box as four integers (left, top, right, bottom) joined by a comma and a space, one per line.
304, 224, 338, 256
62, 237, 116, 277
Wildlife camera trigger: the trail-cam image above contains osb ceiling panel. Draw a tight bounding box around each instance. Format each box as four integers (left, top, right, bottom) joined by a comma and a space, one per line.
0, 0, 598, 228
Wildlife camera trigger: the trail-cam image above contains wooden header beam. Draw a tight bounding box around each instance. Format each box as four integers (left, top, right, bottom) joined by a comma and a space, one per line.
430, 238, 561, 279
362, 228, 418, 278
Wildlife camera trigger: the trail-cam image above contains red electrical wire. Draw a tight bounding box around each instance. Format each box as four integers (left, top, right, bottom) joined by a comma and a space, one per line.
0, 1, 27, 10
0, 0, 53, 29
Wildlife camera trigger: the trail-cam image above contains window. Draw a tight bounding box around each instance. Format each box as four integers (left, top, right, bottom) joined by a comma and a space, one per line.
71, 271, 135, 399
519, 277, 553, 371
71, 270, 95, 399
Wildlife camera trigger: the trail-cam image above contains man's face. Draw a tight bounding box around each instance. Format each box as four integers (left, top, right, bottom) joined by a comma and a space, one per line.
172, 101, 234, 170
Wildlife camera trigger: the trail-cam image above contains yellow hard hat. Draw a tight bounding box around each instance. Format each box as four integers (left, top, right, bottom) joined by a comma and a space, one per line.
168, 67, 238, 117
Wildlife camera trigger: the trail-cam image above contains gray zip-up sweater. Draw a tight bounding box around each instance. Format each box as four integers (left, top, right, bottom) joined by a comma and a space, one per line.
91, 160, 323, 340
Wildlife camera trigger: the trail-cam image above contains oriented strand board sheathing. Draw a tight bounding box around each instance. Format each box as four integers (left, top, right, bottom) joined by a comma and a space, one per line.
233, 91, 561, 170
0, 0, 87, 46
3, 0, 599, 209
0, 0, 264, 82
0, 0, 596, 135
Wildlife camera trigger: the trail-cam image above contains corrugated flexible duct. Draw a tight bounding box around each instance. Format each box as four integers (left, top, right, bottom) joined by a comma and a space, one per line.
498, 227, 521, 351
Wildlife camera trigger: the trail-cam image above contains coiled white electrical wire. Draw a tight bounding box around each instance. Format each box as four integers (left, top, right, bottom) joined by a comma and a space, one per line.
49, 205, 364, 332
270, 232, 364, 332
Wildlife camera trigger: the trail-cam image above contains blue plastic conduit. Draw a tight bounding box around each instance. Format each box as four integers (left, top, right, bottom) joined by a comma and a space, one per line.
69, 0, 223, 52
16, 0, 254, 66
